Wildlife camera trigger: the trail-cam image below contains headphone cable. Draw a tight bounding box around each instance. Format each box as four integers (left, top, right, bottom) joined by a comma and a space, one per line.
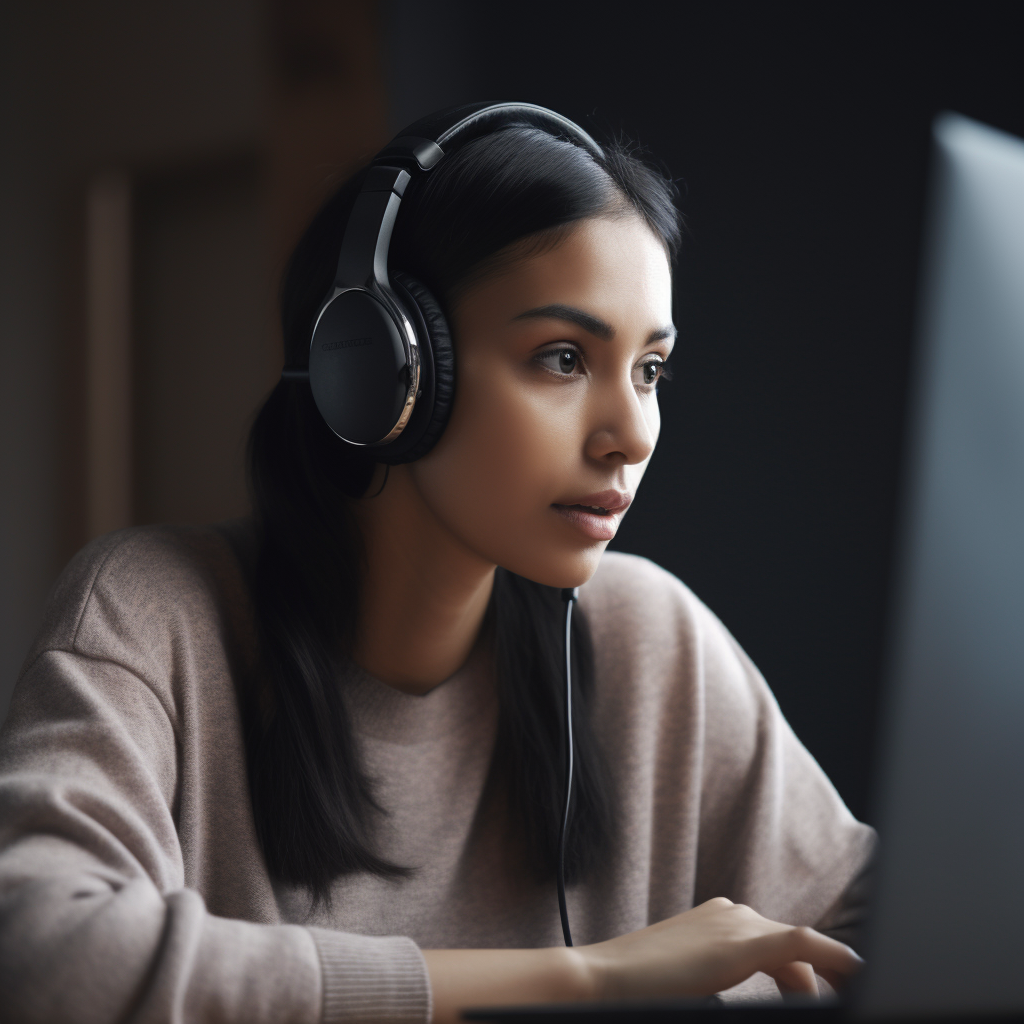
557, 587, 578, 947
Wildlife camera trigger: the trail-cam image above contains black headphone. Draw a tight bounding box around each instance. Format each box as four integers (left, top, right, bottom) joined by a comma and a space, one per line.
285, 101, 604, 464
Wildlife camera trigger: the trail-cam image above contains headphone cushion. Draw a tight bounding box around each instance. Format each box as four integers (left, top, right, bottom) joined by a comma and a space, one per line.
390, 272, 455, 463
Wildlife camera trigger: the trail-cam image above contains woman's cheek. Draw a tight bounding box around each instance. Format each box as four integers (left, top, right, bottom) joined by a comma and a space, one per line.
412, 370, 580, 551
458, 383, 569, 514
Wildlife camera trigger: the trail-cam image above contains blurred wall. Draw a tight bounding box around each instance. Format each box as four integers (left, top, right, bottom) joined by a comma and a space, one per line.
382, 0, 1024, 821
0, 0, 388, 719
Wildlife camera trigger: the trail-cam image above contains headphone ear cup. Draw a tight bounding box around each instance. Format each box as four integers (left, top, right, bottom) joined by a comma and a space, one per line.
387, 272, 455, 463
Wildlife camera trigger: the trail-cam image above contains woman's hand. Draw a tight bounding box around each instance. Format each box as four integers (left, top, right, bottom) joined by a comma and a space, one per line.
577, 896, 863, 1000
424, 898, 864, 1024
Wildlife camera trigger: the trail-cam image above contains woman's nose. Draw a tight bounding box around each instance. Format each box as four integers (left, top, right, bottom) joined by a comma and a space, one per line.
583, 376, 657, 466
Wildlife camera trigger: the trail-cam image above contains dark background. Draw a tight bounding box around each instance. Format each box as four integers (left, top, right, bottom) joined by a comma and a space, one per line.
3, 1, 1023, 826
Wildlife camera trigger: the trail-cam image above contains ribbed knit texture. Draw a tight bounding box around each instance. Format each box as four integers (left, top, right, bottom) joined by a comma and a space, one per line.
311, 931, 431, 1024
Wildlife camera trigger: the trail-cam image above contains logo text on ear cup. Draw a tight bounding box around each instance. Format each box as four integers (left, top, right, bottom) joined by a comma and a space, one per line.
322, 337, 374, 351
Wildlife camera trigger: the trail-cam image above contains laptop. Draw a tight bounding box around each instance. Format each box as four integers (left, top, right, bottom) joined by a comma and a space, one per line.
466, 112, 1024, 1022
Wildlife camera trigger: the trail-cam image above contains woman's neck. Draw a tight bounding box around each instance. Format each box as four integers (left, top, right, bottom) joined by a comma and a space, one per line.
351, 463, 496, 695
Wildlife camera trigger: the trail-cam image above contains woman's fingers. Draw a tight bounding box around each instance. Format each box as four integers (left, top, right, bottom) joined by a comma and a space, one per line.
768, 960, 818, 996
752, 926, 864, 988
812, 966, 849, 993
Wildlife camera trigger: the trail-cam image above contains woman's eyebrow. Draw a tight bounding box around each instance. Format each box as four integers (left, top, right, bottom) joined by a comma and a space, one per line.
511, 304, 615, 339
512, 304, 676, 345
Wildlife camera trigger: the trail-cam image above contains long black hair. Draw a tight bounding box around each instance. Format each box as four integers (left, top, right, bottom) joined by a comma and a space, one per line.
244, 123, 681, 904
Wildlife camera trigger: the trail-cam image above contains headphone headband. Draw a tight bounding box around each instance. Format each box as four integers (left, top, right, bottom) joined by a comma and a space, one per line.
375, 101, 605, 171
332, 102, 603, 294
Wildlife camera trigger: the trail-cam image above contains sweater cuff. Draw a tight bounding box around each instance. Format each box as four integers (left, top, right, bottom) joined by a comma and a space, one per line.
309, 928, 432, 1024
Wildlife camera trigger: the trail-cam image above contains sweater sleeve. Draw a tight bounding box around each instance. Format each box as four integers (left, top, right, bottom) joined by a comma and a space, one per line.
0, 530, 431, 1024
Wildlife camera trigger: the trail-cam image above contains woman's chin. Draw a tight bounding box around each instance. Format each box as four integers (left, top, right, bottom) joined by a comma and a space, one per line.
500, 544, 607, 591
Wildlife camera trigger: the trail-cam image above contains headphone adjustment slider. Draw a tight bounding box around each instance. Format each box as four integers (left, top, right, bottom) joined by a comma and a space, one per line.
362, 165, 412, 197
377, 136, 445, 171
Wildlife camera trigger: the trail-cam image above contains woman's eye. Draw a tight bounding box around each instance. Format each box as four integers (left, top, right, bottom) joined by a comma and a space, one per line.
634, 358, 669, 387
536, 348, 582, 376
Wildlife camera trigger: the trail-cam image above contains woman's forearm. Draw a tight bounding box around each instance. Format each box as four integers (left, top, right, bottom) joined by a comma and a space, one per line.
423, 947, 594, 1024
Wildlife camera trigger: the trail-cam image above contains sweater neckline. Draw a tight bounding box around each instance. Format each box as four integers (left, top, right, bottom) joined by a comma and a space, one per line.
339, 637, 496, 745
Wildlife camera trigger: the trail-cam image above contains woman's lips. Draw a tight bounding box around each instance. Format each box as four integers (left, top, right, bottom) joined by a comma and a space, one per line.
550, 490, 633, 542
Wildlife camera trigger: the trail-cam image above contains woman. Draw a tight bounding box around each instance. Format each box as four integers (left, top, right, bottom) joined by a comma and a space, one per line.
0, 104, 873, 1024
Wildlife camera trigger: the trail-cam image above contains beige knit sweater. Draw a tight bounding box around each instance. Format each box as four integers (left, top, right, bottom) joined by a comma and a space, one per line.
0, 525, 874, 1023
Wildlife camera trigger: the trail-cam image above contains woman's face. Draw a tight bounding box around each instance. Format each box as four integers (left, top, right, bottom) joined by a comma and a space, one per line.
408, 214, 675, 588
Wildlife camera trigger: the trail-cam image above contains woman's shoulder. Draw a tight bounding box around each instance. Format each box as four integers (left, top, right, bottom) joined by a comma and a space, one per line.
580, 549, 731, 655
26, 521, 257, 684
579, 550, 773, 730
